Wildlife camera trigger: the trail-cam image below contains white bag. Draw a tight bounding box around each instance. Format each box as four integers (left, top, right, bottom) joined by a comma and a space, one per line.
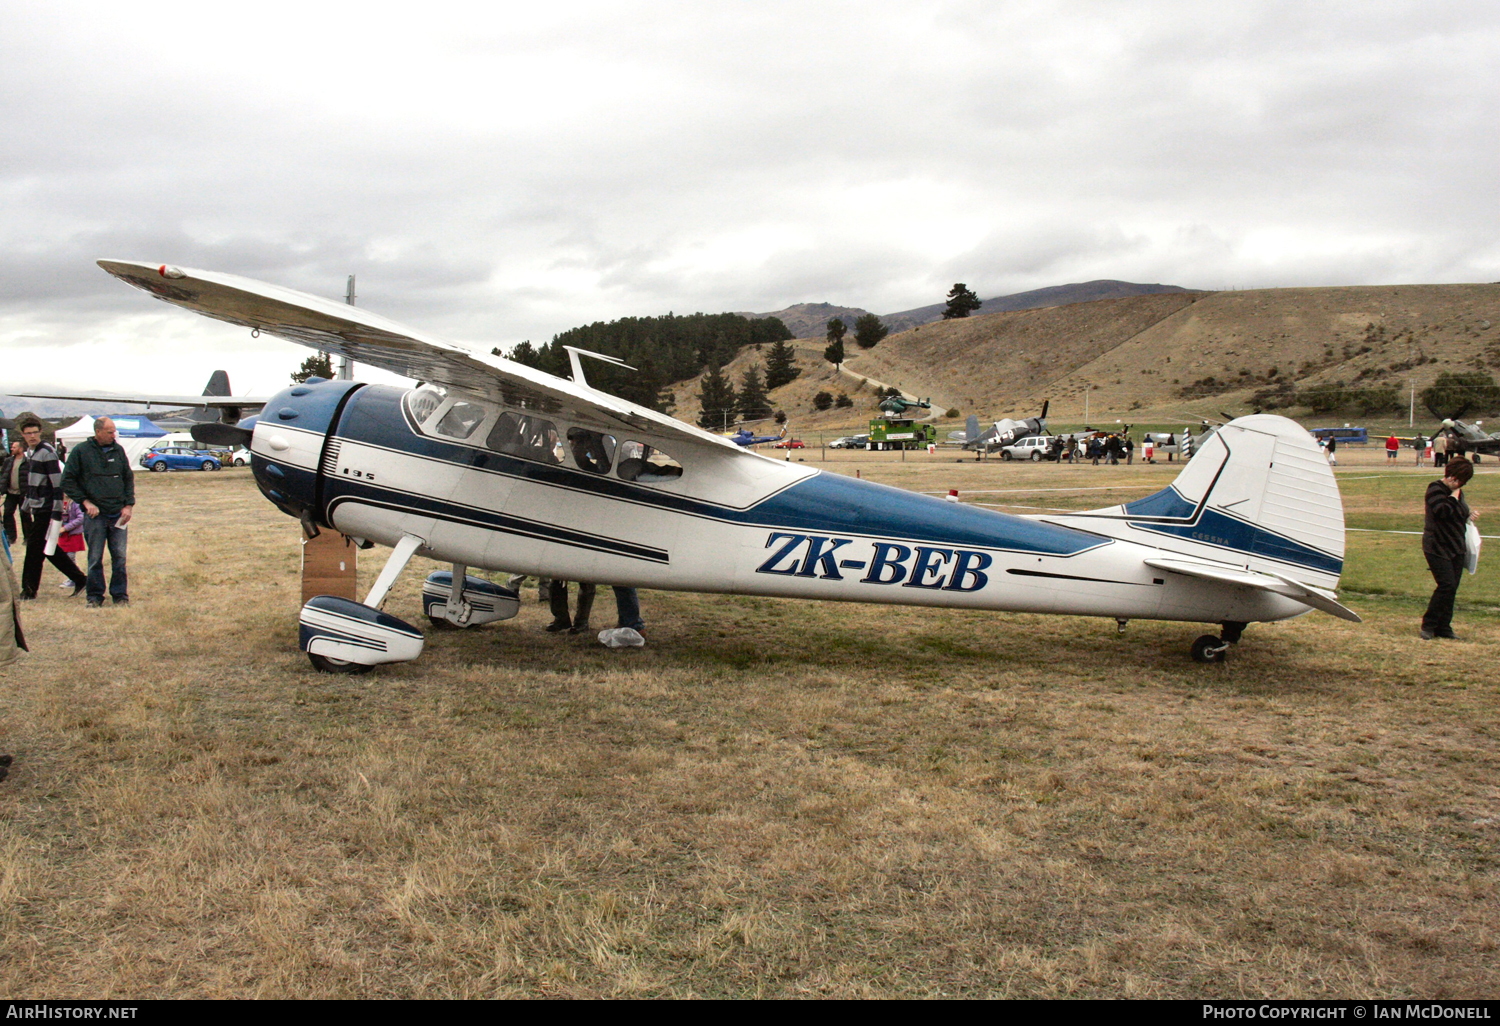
42, 519, 61, 557
1465, 522, 1481, 575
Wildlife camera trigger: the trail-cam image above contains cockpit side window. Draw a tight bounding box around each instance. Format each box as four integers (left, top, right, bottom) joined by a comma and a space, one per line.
567, 428, 616, 475
615, 440, 684, 484
435, 401, 487, 440
487, 412, 563, 465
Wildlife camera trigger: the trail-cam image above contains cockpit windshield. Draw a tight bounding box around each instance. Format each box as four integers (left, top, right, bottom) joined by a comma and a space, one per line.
404, 385, 446, 426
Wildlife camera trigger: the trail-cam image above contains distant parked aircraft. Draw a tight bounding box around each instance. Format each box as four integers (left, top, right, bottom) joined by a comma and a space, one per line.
949, 401, 1050, 454
726, 424, 787, 447
1441, 418, 1500, 459
17, 370, 269, 447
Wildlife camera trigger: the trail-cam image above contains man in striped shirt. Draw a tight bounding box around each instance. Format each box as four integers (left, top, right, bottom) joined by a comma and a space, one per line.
16, 418, 86, 601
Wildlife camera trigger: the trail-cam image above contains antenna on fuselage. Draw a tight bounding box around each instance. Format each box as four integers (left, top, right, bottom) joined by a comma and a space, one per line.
562, 346, 637, 388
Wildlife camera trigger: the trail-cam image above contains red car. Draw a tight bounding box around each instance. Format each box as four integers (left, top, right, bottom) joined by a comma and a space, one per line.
773, 438, 806, 449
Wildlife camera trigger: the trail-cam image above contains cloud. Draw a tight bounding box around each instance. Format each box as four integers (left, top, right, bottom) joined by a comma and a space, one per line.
3, 0, 1499, 392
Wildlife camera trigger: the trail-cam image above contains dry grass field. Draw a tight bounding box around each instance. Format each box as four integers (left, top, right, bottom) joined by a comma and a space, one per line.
2, 455, 1497, 998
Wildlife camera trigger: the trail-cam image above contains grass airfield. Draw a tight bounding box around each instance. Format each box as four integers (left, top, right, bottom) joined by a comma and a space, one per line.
1, 449, 1496, 999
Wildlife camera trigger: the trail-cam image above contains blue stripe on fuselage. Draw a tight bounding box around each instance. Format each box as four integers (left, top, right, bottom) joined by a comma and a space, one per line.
333, 385, 1111, 557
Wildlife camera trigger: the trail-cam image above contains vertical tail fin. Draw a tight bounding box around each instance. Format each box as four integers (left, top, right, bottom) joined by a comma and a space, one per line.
1053, 415, 1346, 589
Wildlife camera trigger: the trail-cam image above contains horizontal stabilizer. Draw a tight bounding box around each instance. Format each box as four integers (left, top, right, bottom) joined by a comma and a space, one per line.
1144, 557, 1362, 622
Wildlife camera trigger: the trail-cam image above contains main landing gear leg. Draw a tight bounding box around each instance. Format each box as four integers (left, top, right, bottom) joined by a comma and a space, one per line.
363, 534, 425, 610
444, 562, 473, 627
1190, 621, 1247, 664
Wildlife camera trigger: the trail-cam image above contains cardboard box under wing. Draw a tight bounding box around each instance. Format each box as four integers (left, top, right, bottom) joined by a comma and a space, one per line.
301, 530, 358, 605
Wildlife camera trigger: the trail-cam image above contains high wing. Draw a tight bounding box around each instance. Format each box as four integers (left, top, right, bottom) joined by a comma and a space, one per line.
96, 260, 745, 454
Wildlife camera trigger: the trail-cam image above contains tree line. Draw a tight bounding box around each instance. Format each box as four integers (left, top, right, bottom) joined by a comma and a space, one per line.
496, 312, 794, 413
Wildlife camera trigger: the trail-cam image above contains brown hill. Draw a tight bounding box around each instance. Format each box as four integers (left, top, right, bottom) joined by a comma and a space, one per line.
737, 302, 872, 339
673, 284, 1500, 434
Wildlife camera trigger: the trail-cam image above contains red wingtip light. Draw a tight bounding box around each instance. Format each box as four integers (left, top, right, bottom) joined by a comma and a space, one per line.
158, 265, 185, 279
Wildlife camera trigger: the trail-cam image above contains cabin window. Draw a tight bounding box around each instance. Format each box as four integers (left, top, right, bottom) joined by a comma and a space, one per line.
616, 440, 683, 483
405, 385, 446, 425
487, 412, 563, 465
566, 428, 616, 475
435, 400, 487, 440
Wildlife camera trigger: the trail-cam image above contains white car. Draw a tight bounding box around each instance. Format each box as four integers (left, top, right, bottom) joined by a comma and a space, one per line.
1000, 435, 1051, 461
229, 447, 251, 467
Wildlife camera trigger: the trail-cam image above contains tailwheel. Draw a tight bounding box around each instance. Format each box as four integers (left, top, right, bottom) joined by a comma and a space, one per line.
308, 652, 374, 675
1191, 634, 1229, 663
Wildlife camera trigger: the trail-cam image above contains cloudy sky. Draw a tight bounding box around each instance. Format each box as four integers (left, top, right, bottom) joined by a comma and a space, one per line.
3, 0, 1497, 396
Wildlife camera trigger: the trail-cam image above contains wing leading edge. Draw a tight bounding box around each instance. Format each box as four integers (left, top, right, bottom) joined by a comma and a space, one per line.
95, 260, 746, 455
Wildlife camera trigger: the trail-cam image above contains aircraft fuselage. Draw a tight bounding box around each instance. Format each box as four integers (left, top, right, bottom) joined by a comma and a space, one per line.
251, 380, 1308, 626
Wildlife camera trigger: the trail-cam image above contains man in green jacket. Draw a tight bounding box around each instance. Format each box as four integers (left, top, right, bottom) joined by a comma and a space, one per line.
62, 417, 136, 607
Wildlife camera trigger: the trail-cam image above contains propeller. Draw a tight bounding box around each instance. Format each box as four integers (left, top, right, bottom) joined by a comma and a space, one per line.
191, 421, 254, 447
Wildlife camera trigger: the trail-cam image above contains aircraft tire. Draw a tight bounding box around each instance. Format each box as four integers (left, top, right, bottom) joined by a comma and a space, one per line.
1190, 635, 1228, 664
308, 652, 375, 675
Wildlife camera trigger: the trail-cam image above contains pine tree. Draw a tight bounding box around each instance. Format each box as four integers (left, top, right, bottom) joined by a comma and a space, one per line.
291, 353, 333, 383
696, 365, 738, 429
853, 313, 889, 350
824, 319, 847, 368
942, 283, 982, 319
737, 364, 772, 421
764, 338, 801, 390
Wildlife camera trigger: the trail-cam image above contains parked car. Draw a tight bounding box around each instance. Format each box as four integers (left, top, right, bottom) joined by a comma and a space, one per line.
140, 446, 222, 472
828, 436, 862, 449
773, 438, 806, 449
228, 447, 251, 467
999, 435, 1051, 461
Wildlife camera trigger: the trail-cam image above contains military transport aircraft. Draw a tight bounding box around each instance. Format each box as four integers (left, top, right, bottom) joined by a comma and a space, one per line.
949, 402, 1050, 454
1440, 419, 1500, 459
19, 371, 268, 446
88, 260, 1358, 671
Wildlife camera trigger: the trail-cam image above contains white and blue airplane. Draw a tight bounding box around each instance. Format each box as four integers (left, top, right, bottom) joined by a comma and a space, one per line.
85, 260, 1358, 671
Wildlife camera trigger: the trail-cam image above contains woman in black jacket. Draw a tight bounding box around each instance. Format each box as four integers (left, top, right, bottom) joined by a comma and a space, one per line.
1421, 456, 1478, 640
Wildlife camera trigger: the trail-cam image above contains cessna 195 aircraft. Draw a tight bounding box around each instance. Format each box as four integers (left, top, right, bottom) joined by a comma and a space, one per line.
81, 260, 1358, 671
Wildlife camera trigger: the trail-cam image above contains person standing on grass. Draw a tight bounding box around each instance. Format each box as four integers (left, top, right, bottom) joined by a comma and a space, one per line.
17, 418, 87, 601
0, 531, 18, 778
1420, 456, 1478, 641
1387, 434, 1400, 462
61, 416, 134, 608
2, 439, 27, 545
545, 580, 596, 635
1326, 434, 1337, 466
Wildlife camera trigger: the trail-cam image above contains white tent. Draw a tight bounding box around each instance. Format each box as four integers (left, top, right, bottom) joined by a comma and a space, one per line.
54, 414, 168, 465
